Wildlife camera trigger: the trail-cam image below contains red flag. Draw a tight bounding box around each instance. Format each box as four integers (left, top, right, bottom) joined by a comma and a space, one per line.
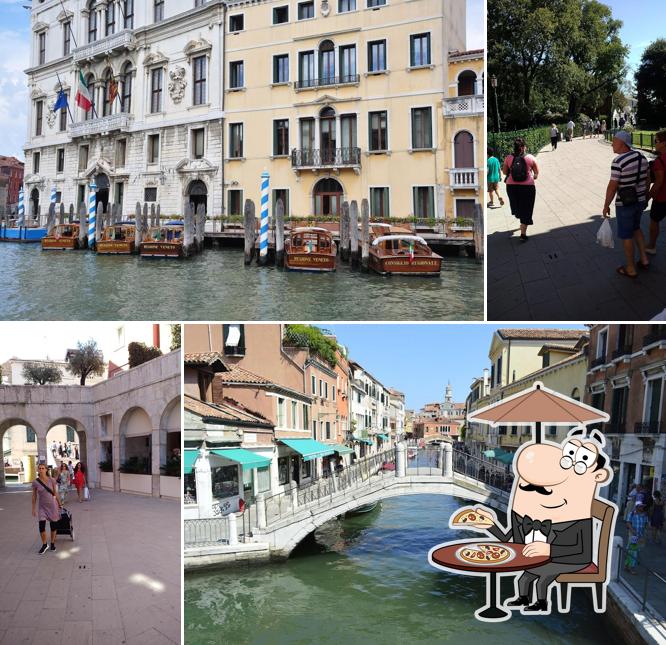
108, 79, 118, 105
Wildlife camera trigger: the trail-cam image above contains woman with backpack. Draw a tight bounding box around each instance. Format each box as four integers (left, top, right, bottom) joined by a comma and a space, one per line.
502, 137, 539, 241
646, 130, 666, 255
32, 462, 62, 554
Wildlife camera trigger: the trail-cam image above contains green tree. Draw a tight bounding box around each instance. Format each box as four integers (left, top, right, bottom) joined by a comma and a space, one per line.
635, 39, 666, 128
489, 0, 627, 128
128, 342, 162, 368
22, 362, 63, 385
67, 340, 105, 385
170, 324, 181, 351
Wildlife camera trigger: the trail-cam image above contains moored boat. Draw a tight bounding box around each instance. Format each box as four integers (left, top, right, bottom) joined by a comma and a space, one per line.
139, 221, 184, 258
97, 222, 136, 255
41, 223, 81, 250
346, 501, 380, 516
369, 234, 442, 276
285, 226, 336, 272
0, 221, 48, 242
369, 223, 412, 240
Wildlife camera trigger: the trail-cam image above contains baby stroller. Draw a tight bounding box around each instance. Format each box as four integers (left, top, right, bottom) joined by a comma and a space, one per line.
54, 507, 75, 540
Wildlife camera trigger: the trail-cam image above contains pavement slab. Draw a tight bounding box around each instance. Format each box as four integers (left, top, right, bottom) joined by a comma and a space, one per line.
488, 137, 666, 320
0, 486, 180, 645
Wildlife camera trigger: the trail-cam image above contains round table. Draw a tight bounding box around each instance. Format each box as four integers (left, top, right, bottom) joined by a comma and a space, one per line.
430, 541, 550, 621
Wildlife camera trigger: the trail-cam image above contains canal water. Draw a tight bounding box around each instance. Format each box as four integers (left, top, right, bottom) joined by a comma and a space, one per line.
185, 495, 619, 645
0, 245, 482, 320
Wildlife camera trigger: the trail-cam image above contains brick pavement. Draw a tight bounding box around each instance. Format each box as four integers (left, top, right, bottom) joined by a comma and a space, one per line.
0, 485, 180, 645
488, 137, 665, 320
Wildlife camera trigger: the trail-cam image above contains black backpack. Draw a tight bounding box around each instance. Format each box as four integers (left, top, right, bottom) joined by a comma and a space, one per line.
510, 154, 529, 182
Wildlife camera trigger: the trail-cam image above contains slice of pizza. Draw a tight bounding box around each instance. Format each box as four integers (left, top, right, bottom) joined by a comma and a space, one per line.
452, 508, 490, 526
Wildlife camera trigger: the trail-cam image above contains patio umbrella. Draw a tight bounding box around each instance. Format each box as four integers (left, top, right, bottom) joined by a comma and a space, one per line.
467, 382, 609, 444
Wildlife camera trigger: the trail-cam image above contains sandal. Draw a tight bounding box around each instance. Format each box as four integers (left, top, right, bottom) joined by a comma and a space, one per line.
616, 266, 638, 279
499, 198, 505, 206
638, 261, 650, 270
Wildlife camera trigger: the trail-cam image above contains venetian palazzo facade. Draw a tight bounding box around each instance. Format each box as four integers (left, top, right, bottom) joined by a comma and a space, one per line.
222, 0, 482, 222
24, 0, 226, 217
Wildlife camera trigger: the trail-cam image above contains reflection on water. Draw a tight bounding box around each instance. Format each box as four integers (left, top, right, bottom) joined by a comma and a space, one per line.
185, 495, 619, 645
0, 246, 482, 320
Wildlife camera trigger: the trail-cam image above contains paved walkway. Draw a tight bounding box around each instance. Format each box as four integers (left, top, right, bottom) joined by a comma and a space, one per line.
488, 137, 665, 320
0, 485, 180, 645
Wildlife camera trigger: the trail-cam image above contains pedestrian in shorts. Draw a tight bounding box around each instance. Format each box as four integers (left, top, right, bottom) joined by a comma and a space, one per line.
487, 148, 504, 208
646, 130, 666, 255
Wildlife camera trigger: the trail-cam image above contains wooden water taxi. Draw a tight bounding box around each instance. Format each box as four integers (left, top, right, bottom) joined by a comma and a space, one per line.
285, 227, 336, 272
41, 223, 81, 250
139, 222, 184, 258
97, 223, 136, 255
369, 234, 442, 276
369, 223, 412, 240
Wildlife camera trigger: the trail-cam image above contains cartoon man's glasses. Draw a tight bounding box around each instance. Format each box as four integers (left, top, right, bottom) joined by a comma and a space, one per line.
560, 442, 597, 475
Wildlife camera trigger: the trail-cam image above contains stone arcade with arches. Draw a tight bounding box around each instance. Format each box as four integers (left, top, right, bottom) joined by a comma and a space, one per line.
0, 351, 181, 499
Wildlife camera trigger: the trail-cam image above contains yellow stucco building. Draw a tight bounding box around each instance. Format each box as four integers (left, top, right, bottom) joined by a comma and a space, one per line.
222, 0, 483, 224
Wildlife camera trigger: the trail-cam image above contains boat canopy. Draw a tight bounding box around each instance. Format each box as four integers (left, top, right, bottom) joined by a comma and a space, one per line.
279, 438, 335, 461
165, 221, 185, 226
209, 448, 271, 469
291, 227, 330, 234
371, 234, 428, 246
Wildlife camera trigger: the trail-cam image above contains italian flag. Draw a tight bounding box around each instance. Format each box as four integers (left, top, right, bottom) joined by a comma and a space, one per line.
76, 70, 92, 112
409, 242, 415, 264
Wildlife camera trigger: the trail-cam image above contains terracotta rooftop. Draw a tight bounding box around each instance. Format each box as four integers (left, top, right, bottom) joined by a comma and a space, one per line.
184, 352, 230, 369
537, 343, 581, 356
497, 329, 584, 341
217, 365, 272, 385
185, 394, 272, 426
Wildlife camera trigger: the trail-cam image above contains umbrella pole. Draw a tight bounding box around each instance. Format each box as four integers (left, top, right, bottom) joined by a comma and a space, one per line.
535, 421, 542, 444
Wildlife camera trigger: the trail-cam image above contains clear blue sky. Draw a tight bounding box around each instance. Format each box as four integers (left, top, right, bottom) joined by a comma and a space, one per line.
327, 324, 587, 411
604, 0, 663, 74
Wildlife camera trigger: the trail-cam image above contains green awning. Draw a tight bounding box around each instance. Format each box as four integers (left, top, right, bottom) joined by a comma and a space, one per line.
377, 434, 389, 441
331, 444, 353, 455
482, 449, 496, 458
210, 448, 271, 469
353, 435, 373, 445
184, 449, 199, 474
496, 452, 515, 465
280, 439, 335, 461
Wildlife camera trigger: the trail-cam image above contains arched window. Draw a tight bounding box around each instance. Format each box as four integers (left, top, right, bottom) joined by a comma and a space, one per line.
454, 131, 474, 168
571, 388, 580, 402
121, 62, 133, 113
88, 1, 98, 44
457, 70, 477, 96
313, 177, 343, 217
84, 74, 96, 120
101, 68, 114, 117
319, 40, 335, 84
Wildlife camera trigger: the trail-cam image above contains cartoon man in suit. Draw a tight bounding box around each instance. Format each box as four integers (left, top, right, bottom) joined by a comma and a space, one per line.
458, 427, 613, 614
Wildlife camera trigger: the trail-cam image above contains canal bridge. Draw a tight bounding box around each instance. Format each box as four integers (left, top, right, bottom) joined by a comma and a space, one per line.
185, 444, 514, 560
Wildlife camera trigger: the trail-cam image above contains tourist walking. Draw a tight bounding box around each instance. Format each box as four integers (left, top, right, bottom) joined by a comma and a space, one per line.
502, 137, 539, 241
550, 124, 559, 151
646, 130, 666, 255
32, 462, 62, 554
602, 130, 650, 278
57, 463, 70, 505
487, 148, 504, 208
601, 119, 607, 137
624, 483, 637, 520
650, 491, 664, 544
625, 503, 649, 573
73, 463, 87, 503
566, 119, 575, 142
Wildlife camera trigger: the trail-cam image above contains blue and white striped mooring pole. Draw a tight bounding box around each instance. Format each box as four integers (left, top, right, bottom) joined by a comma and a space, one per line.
50, 185, 57, 206
18, 186, 25, 227
259, 171, 270, 263
88, 180, 97, 249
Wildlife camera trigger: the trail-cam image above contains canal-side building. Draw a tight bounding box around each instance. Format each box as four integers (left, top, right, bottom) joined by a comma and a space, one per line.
465, 328, 587, 455
0, 155, 25, 212
349, 360, 392, 455
387, 388, 405, 441
24, 0, 225, 217
221, 0, 479, 222
585, 324, 666, 511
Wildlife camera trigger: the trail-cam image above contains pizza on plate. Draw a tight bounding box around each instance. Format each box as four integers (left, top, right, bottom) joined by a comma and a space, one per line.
458, 544, 512, 565
451, 508, 490, 526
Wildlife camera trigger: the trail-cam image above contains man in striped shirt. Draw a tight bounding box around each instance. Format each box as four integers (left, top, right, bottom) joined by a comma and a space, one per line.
602, 130, 650, 278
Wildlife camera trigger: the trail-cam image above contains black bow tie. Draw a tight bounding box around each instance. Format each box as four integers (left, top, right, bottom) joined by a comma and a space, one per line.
522, 516, 552, 535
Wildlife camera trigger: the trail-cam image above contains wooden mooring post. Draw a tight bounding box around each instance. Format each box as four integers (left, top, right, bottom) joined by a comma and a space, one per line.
78, 202, 87, 248
183, 202, 195, 256
340, 201, 350, 262
275, 198, 285, 268
244, 199, 256, 266
473, 203, 484, 263
58, 203, 65, 226
195, 203, 206, 252
361, 198, 370, 272
349, 200, 359, 269
135, 202, 143, 253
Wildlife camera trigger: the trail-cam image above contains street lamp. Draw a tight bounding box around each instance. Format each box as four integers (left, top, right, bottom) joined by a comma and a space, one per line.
490, 75, 501, 134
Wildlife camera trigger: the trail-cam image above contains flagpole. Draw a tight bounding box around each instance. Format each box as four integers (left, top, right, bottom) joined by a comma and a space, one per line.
55, 70, 75, 126
58, 0, 78, 49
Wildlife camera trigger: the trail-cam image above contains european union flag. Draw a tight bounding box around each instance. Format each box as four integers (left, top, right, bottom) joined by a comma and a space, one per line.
53, 90, 68, 112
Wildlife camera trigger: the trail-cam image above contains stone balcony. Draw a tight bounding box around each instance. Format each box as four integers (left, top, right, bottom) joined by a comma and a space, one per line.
73, 29, 136, 63
449, 168, 479, 189
291, 147, 361, 173
70, 113, 133, 138
442, 95, 484, 117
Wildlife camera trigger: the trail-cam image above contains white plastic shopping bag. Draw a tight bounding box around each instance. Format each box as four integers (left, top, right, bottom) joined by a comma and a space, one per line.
596, 218, 614, 249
